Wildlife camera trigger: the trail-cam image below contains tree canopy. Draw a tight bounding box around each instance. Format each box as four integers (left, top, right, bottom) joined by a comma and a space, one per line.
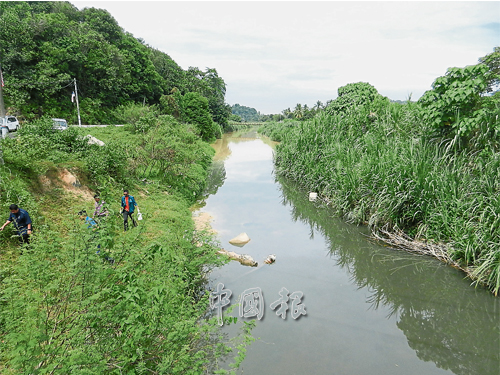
0, 1, 231, 129
231, 103, 261, 122
325, 82, 385, 116
418, 48, 500, 148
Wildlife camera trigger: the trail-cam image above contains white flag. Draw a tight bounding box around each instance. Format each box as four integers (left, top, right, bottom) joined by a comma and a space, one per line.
71, 91, 75, 102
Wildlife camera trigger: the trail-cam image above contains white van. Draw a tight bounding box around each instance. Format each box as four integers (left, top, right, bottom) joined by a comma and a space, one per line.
52, 118, 68, 130
0, 116, 20, 131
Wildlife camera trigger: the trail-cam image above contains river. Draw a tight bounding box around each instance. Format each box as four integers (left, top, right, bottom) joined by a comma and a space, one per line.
195, 129, 500, 375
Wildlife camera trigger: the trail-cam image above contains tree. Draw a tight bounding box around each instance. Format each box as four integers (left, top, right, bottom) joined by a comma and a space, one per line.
150, 48, 186, 95
160, 87, 183, 119
325, 82, 382, 116
184, 67, 230, 129
479, 46, 500, 93
231, 103, 260, 122
182, 92, 220, 142
282, 108, 292, 119
0, 2, 231, 125
293, 103, 303, 119
81, 7, 123, 44
418, 49, 499, 148
229, 114, 242, 122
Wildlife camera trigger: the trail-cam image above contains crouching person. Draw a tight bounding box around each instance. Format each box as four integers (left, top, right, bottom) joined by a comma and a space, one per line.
0, 204, 33, 245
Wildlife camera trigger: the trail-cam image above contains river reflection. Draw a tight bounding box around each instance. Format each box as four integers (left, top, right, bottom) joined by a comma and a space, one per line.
200, 130, 500, 375
278, 177, 500, 375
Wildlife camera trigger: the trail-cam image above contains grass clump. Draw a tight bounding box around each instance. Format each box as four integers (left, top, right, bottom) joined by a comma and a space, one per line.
258, 119, 300, 142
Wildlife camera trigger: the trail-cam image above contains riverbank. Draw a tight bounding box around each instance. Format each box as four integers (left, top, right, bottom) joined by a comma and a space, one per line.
0, 117, 245, 373
259, 106, 500, 295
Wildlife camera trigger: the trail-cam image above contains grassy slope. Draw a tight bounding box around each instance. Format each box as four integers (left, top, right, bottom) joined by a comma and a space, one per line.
0, 125, 237, 373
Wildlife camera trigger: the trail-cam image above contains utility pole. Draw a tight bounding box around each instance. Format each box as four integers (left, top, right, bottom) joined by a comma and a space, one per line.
0, 63, 5, 165
74, 78, 81, 127
0, 69, 4, 118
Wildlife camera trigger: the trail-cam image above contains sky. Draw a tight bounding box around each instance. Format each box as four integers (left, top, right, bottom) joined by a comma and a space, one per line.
72, 1, 500, 114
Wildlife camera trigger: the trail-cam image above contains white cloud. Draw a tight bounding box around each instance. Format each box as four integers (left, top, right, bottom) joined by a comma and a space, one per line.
73, 1, 499, 113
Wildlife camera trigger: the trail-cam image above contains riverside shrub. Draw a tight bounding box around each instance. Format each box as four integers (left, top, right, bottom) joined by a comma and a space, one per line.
183, 92, 220, 142
419, 48, 500, 151
133, 115, 215, 200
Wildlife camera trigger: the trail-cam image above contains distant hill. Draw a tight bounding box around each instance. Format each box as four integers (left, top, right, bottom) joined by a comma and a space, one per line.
231, 104, 260, 122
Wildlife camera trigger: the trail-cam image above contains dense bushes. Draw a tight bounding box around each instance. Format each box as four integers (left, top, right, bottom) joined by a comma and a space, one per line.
325, 82, 387, 116
132, 115, 216, 200
418, 62, 500, 151
183, 92, 221, 142
2, 117, 129, 186
258, 119, 300, 142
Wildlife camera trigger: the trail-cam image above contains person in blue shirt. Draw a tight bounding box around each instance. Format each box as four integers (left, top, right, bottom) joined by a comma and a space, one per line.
0, 204, 33, 244
121, 189, 138, 231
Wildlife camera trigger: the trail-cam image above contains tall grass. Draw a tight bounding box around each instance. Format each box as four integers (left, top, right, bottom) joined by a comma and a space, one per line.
270, 102, 500, 294
257, 119, 301, 142
225, 122, 259, 132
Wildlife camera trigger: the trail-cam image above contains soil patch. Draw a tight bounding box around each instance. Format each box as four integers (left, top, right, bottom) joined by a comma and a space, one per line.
192, 211, 217, 234
38, 168, 94, 201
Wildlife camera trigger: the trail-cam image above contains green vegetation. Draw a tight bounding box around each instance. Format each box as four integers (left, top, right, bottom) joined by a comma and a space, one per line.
258, 119, 300, 142
183, 92, 222, 142
0, 113, 254, 373
231, 104, 260, 122
0, 1, 231, 130
231, 102, 327, 123
324, 82, 387, 116
285, 101, 327, 121
224, 122, 259, 132
419, 48, 500, 151
260, 48, 500, 295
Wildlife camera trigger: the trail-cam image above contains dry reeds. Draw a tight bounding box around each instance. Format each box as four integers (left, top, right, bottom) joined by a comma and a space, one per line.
370, 225, 469, 274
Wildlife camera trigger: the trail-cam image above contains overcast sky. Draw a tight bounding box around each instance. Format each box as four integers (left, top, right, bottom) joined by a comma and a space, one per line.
72, 1, 500, 114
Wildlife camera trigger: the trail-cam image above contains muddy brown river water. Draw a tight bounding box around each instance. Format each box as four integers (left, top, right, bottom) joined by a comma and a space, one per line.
195, 129, 500, 375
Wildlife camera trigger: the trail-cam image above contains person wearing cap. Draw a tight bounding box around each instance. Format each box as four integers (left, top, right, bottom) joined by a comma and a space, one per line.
0, 204, 33, 244
120, 189, 138, 231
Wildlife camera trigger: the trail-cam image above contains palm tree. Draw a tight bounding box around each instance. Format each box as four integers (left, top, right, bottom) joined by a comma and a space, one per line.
293, 104, 303, 119
282, 108, 292, 119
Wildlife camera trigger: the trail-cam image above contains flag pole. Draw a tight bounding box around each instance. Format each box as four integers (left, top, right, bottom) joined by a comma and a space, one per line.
74, 78, 81, 127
